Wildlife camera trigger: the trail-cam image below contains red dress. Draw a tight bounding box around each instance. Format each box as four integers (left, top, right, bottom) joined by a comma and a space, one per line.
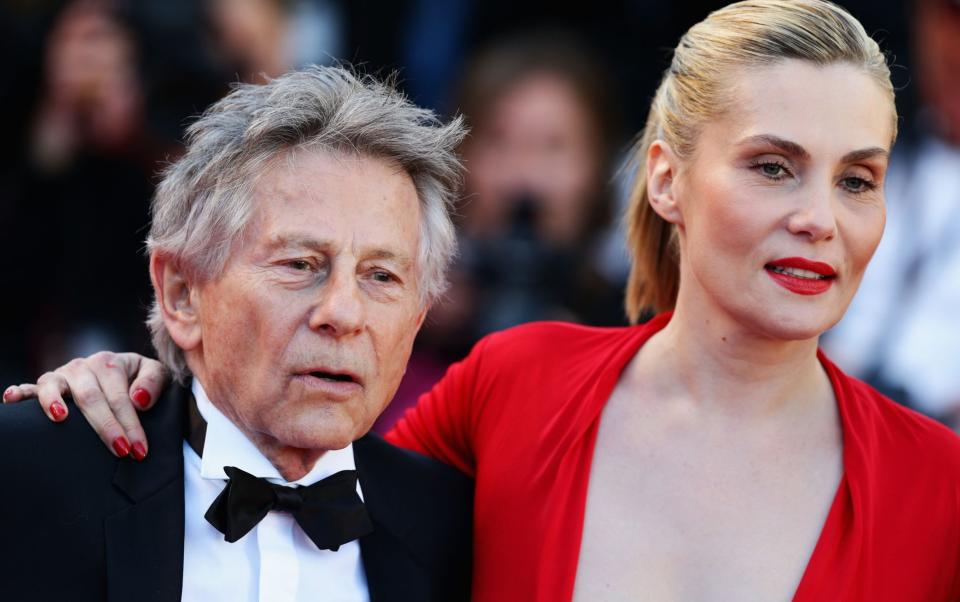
387, 313, 960, 601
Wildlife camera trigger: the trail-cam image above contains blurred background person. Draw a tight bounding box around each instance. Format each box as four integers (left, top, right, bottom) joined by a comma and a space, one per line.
824, 0, 960, 430
376, 32, 628, 430
10, 0, 199, 382
206, 0, 345, 82
456, 32, 626, 330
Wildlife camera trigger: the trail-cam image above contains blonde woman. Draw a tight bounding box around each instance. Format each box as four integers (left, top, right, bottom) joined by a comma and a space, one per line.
8, 1, 960, 600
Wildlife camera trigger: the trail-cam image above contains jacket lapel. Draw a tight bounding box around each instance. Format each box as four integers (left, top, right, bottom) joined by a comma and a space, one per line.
354, 434, 432, 602
105, 384, 189, 602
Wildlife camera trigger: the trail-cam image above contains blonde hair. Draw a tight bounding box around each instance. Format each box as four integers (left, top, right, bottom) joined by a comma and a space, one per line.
624, 0, 896, 322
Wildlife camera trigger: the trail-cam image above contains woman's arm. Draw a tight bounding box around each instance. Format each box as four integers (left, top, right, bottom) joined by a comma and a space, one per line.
2, 336, 492, 471
387, 336, 494, 478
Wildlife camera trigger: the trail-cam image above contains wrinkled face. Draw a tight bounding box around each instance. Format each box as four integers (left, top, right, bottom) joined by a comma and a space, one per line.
464, 72, 602, 244
191, 150, 426, 451
673, 60, 894, 340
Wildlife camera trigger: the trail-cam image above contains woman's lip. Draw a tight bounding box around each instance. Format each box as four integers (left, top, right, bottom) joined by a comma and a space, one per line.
765, 268, 834, 295
766, 256, 837, 276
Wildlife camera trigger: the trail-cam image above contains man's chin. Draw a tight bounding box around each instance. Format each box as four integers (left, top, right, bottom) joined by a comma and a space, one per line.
274, 419, 365, 452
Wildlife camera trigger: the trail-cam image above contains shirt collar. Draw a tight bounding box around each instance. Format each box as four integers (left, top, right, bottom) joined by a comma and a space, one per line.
191, 379, 357, 487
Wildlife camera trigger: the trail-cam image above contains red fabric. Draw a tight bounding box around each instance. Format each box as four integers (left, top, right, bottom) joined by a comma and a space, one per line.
387, 313, 960, 601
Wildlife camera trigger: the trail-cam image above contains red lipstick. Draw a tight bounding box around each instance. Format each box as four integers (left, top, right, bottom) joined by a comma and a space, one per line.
765, 257, 836, 295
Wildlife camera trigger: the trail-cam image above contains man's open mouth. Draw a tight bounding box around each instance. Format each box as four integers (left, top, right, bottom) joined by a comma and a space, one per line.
309, 371, 357, 383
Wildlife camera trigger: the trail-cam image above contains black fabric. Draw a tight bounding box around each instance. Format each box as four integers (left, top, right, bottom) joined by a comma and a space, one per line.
206, 466, 374, 551
0, 381, 473, 602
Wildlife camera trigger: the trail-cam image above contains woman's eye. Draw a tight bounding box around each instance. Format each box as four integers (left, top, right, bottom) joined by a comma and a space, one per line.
759, 162, 787, 178
841, 176, 875, 194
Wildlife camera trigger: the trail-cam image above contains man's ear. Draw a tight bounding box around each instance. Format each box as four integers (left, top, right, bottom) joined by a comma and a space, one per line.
150, 253, 202, 351
646, 140, 684, 226
414, 305, 429, 331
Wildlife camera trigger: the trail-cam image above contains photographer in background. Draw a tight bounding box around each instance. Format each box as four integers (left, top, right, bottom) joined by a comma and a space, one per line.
377, 32, 626, 430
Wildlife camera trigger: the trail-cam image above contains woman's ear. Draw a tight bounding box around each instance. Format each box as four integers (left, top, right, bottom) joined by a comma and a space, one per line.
646, 140, 684, 226
149, 253, 202, 351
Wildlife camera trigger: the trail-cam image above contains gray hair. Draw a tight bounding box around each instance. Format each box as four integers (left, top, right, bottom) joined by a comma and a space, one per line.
146, 66, 466, 382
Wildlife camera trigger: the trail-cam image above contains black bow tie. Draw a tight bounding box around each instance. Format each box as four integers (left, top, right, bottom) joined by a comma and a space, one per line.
205, 466, 374, 551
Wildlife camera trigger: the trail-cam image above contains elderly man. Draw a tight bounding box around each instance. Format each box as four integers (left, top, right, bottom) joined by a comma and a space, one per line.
0, 67, 472, 601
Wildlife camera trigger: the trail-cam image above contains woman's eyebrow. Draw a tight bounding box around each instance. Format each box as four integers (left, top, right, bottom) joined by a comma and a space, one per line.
736, 135, 889, 165
736, 134, 810, 159
841, 147, 889, 164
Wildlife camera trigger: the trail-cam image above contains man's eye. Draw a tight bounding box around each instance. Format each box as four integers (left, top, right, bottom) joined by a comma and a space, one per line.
371, 270, 395, 283
287, 260, 313, 271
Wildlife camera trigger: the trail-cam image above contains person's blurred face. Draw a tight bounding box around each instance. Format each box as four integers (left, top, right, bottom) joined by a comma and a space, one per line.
189, 150, 426, 451
208, 0, 288, 80
669, 60, 893, 340
464, 72, 602, 244
915, 0, 960, 144
45, 0, 141, 148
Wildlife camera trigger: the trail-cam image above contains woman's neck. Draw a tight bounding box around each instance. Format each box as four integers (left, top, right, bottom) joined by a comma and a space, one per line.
635, 303, 832, 420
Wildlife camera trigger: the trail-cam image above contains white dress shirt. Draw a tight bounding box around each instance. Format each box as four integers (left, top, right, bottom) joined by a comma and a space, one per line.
181, 379, 370, 602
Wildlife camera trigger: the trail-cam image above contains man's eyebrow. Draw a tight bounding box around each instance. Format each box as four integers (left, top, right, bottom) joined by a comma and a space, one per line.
737, 135, 810, 159
266, 235, 330, 252
267, 235, 414, 267
366, 249, 414, 269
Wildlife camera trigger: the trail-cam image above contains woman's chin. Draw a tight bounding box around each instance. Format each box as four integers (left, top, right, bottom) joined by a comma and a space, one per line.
754, 312, 838, 342
724, 302, 840, 343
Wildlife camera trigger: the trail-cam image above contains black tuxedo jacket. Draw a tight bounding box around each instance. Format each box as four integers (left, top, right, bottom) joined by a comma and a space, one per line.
0, 383, 473, 601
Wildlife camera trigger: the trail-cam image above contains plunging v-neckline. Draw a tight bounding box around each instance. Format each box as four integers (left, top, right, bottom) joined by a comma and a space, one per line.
567, 315, 854, 602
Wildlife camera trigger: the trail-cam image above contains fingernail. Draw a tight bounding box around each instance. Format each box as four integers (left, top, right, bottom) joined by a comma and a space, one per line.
50, 401, 67, 421
131, 442, 147, 461
112, 436, 131, 457
3, 386, 15, 401
131, 388, 152, 409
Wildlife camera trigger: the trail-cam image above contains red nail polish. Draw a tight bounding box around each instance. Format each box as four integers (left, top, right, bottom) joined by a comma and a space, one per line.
50, 401, 67, 421
112, 436, 131, 457
131, 442, 147, 461
131, 388, 152, 409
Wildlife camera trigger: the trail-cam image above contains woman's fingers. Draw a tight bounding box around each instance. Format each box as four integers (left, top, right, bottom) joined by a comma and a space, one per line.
2, 351, 167, 459
87, 352, 149, 460
114, 353, 168, 411
33, 372, 71, 422
2, 383, 39, 403
57, 359, 139, 458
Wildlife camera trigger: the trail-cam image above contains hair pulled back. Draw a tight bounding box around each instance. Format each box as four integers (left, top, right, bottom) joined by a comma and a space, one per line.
624, 0, 895, 322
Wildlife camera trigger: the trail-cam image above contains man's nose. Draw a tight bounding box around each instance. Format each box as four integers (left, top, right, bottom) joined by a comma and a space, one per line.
787, 184, 838, 243
308, 269, 365, 336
